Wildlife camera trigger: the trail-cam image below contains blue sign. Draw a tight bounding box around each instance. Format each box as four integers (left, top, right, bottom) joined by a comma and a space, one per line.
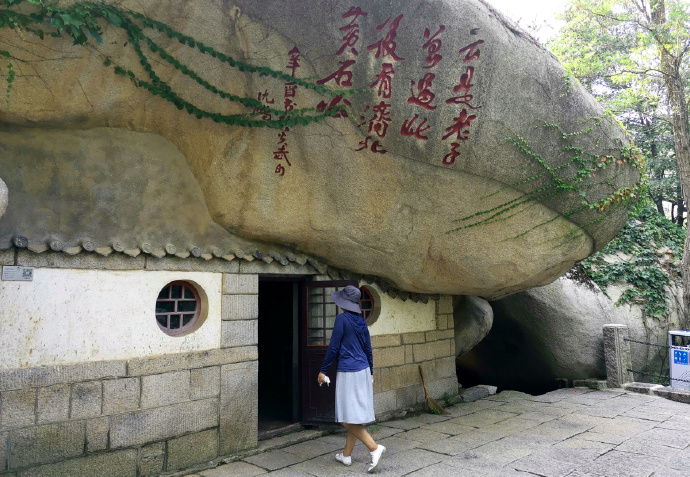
674, 350, 688, 365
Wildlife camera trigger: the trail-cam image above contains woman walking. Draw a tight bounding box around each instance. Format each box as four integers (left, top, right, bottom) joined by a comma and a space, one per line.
317, 285, 386, 473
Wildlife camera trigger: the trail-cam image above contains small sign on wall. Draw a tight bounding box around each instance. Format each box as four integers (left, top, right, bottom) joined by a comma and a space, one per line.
2, 266, 34, 281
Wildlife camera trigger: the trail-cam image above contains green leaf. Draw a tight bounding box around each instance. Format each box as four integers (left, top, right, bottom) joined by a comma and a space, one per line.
107, 11, 121, 27
59, 13, 85, 28
87, 28, 102, 43
49, 15, 64, 29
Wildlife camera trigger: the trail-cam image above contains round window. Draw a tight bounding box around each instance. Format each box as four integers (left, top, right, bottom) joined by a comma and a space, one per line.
155, 281, 201, 336
360, 286, 379, 325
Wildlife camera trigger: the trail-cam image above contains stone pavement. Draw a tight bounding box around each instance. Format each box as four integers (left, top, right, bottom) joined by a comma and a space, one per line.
183, 388, 690, 476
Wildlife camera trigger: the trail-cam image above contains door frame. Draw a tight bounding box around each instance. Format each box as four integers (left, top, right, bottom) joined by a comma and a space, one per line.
257, 277, 304, 427
300, 280, 358, 425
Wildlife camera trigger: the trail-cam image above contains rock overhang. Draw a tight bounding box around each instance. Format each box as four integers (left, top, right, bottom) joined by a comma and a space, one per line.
0, 0, 641, 298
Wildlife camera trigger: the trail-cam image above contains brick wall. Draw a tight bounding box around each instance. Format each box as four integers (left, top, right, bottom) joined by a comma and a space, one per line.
0, 250, 264, 477
0, 345, 258, 477
371, 296, 458, 416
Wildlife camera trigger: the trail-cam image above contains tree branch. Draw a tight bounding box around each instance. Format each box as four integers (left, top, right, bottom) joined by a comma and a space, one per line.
601, 68, 666, 78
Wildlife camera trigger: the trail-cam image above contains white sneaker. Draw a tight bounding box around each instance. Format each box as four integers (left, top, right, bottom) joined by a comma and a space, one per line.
335, 453, 352, 466
368, 445, 386, 473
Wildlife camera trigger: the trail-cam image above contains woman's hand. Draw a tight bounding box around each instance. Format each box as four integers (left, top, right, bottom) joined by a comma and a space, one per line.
317, 372, 326, 384
371, 374, 375, 383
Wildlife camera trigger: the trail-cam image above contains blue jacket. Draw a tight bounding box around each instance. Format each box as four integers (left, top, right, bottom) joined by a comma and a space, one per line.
320, 311, 373, 374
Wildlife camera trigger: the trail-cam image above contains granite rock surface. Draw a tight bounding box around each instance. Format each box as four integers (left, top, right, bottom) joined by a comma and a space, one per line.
0, 0, 640, 297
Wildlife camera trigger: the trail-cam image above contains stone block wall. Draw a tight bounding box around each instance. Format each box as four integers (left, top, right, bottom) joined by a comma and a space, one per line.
371, 296, 457, 415
0, 253, 262, 477
0, 346, 258, 477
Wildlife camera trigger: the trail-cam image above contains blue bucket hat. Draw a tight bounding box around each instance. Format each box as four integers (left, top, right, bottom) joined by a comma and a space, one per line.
331, 285, 362, 313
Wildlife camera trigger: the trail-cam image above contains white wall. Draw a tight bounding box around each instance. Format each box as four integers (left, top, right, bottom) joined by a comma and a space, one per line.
366, 283, 436, 336
0, 269, 222, 369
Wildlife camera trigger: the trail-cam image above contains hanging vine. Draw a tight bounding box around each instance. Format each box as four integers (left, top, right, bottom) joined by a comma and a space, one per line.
449, 117, 645, 244
0, 0, 363, 128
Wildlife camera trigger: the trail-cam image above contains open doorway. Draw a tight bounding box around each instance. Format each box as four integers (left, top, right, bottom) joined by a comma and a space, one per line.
258, 279, 301, 438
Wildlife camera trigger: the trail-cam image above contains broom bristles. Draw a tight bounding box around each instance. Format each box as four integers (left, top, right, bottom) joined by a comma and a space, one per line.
419, 365, 449, 414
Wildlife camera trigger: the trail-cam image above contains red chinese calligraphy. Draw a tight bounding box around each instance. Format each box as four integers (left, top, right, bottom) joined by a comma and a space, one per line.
368, 101, 392, 138
317, 96, 351, 118
401, 114, 430, 140
284, 98, 296, 112
446, 67, 480, 109
453, 66, 475, 94
458, 40, 484, 63
445, 94, 479, 109
355, 136, 387, 154
253, 90, 275, 121
422, 25, 445, 69
286, 46, 301, 77
355, 137, 369, 151
442, 143, 461, 166
343, 6, 368, 22
284, 83, 298, 98
284, 82, 297, 111
441, 110, 477, 141
370, 140, 387, 154
370, 63, 395, 99
336, 8, 367, 57
401, 24, 444, 141
317, 59, 356, 86
273, 45, 301, 177
408, 73, 437, 110
440, 32, 485, 149
366, 14, 404, 61
338, 23, 362, 56
258, 90, 274, 104
273, 143, 292, 166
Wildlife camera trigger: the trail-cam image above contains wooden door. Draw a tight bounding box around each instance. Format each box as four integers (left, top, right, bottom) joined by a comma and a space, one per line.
301, 280, 358, 425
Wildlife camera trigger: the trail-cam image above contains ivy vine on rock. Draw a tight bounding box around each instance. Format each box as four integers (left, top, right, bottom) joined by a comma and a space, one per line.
449, 117, 644, 246
0, 0, 363, 128
581, 202, 683, 319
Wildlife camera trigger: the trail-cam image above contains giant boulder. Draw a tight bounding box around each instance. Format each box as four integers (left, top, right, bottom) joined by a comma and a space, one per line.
454, 295, 494, 359
456, 273, 686, 393
0, 0, 639, 296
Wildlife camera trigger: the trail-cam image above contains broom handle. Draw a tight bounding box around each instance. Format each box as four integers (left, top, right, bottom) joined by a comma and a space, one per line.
419, 365, 430, 396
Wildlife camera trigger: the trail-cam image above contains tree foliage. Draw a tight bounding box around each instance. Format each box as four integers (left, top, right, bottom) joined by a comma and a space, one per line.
550, 0, 690, 318
549, 0, 690, 225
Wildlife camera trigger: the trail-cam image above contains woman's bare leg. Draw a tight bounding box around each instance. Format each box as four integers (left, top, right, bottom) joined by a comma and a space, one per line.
341, 422, 377, 452
341, 423, 358, 456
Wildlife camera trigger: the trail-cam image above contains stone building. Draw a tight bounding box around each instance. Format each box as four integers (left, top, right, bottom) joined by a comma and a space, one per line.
0, 253, 457, 476
0, 128, 457, 476
0, 0, 640, 475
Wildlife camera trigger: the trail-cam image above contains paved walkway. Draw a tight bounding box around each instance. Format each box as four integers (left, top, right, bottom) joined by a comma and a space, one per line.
184, 388, 690, 476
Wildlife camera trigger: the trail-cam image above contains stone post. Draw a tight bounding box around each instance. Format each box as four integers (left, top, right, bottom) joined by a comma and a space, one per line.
603, 324, 634, 388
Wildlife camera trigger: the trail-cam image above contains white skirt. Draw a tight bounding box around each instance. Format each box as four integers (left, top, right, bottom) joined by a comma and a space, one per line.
335, 367, 375, 424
